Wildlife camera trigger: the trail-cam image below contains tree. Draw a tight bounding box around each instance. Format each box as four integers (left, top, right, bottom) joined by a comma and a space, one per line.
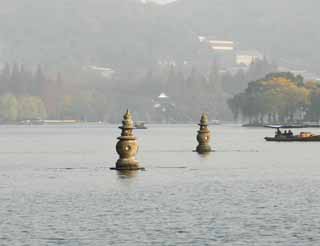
17, 96, 47, 120
0, 94, 18, 122
10, 63, 21, 94
228, 72, 310, 124
32, 65, 46, 96
0, 63, 11, 94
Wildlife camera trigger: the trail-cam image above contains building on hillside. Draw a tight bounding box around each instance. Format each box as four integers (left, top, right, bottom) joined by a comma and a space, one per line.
86, 65, 115, 78
157, 59, 176, 67
197, 37, 237, 69
209, 40, 235, 51
153, 92, 175, 123
236, 50, 263, 66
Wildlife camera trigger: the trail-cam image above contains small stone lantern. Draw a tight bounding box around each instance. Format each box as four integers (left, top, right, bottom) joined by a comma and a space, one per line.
111, 110, 144, 170
196, 113, 212, 154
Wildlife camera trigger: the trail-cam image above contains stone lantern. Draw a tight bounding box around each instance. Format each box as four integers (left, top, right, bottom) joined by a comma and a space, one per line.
196, 113, 212, 154
111, 110, 144, 170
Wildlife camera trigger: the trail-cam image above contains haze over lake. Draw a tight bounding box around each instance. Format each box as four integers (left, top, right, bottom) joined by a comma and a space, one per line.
1, 0, 320, 244
1, 125, 319, 245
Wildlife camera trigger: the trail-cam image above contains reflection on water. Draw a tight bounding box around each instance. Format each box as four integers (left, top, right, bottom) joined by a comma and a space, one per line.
0, 125, 320, 245
196, 151, 212, 159
116, 170, 139, 179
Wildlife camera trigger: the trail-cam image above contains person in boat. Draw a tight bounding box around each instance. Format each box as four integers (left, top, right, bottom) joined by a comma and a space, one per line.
284, 130, 288, 136
275, 128, 282, 137
288, 130, 293, 137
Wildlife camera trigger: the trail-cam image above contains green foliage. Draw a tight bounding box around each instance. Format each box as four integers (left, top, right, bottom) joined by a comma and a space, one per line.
0, 55, 281, 123
0, 94, 47, 122
228, 72, 316, 123
305, 82, 320, 121
17, 96, 47, 120
0, 94, 18, 122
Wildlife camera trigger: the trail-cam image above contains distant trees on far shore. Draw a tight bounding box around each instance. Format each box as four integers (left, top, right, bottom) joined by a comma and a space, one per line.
0, 94, 47, 122
0, 63, 63, 123
228, 72, 320, 124
0, 58, 278, 123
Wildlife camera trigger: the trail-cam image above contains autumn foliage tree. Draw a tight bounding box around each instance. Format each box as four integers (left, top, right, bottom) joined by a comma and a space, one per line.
228, 72, 314, 124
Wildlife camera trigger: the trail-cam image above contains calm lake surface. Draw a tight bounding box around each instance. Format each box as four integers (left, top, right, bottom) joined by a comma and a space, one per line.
0, 124, 320, 245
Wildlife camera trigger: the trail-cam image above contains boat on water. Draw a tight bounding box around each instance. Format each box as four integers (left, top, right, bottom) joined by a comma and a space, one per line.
265, 130, 320, 142
134, 122, 147, 129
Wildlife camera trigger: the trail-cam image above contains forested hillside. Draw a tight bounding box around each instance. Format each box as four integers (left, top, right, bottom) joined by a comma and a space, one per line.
0, 0, 319, 70
0, 0, 318, 122
165, 0, 320, 71
0, 0, 195, 71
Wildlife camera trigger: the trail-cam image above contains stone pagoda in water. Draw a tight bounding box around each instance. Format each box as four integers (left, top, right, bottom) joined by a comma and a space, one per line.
112, 110, 143, 170
196, 113, 212, 154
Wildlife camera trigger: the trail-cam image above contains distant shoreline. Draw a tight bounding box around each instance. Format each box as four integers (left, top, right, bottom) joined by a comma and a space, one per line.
243, 123, 320, 128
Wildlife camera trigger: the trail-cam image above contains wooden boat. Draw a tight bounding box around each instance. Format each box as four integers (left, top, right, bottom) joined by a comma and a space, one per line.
134, 122, 147, 129
265, 131, 320, 142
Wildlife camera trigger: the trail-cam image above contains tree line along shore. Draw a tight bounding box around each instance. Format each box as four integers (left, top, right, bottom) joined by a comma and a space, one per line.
228, 72, 320, 125
0, 60, 276, 124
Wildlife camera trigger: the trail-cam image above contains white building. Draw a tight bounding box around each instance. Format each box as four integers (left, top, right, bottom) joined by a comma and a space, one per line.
86, 65, 115, 78
236, 50, 263, 66
209, 40, 235, 51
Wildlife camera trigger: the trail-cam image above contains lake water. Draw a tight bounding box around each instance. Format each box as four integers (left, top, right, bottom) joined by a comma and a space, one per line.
0, 124, 320, 245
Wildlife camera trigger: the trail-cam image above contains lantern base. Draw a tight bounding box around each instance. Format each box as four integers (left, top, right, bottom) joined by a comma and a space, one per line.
110, 167, 145, 171
193, 149, 215, 153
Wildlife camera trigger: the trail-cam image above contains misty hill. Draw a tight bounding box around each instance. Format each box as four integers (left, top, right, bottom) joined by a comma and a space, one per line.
0, 0, 319, 73
164, 0, 320, 71
0, 0, 195, 71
